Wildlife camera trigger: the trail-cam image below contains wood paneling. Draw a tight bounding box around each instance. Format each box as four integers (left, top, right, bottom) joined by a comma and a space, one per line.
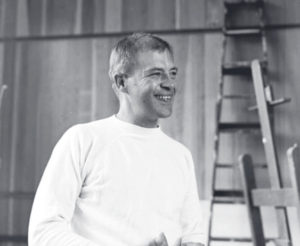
27, 0, 44, 36
91, 38, 119, 120
0, 40, 17, 239
15, 40, 96, 186
268, 28, 300, 187
46, 0, 77, 35
0, 0, 300, 39
0, 0, 300, 244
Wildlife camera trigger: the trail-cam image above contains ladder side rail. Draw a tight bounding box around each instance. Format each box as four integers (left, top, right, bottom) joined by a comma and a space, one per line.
239, 154, 265, 246
251, 60, 281, 186
251, 60, 292, 241
207, 22, 228, 246
287, 144, 300, 225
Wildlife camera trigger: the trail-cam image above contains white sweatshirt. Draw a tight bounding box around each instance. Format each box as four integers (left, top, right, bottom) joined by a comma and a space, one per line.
28, 116, 205, 246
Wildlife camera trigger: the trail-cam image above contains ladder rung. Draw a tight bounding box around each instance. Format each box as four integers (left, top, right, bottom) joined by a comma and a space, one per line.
213, 198, 245, 204
214, 189, 244, 197
222, 61, 252, 75
222, 60, 267, 76
218, 122, 260, 131
210, 236, 252, 242
216, 162, 267, 169
216, 163, 237, 168
223, 94, 254, 99
225, 28, 261, 36
213, 190, 245, 204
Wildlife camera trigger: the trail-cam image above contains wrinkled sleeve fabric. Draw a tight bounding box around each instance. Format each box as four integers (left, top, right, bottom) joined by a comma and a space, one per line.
180, 151, 206, 245
28, 126, 97, 246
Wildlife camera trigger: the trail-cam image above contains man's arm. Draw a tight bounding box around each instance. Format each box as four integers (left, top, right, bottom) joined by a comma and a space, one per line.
149, 233, 205, 246
28, 126, 97, 246
179, 151, 206, 246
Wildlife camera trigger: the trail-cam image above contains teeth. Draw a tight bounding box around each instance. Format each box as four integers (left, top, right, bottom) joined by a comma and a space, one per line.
156, 95, 172, 102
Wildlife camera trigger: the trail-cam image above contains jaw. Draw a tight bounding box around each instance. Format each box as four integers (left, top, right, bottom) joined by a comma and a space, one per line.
152, 95, 174, 118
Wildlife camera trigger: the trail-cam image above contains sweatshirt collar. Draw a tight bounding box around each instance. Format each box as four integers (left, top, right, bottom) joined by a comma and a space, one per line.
112, 115, 161, 136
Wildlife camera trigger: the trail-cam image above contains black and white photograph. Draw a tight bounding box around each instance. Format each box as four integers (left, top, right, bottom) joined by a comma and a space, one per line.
0, 0, 299, 245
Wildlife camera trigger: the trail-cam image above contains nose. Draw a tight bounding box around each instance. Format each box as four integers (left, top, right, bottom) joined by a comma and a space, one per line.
160, 80, 176, 93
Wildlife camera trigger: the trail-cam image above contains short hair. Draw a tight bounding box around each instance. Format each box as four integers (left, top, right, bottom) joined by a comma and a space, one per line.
108, 32, 174, 81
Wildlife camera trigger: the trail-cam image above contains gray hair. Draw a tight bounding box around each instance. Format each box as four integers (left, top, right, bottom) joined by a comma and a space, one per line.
108, 32, 173, 81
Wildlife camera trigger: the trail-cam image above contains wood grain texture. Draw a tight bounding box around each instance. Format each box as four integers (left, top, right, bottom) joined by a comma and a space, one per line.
16, 0, 29, 36
27, 0, 44, 36
91, 38, 119, 120
104, 0, 122, 32
267, 28, 300, 187
0, 1, 300, 243
1, 0, 300, 38
2, 0, 18, 38
46, 0, 77, 35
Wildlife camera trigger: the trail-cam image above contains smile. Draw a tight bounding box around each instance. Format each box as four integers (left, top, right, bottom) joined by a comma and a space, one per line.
155, 95, 172, 102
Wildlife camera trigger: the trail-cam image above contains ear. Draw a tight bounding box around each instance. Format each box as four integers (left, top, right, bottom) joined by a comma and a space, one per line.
114, 74, 128, 92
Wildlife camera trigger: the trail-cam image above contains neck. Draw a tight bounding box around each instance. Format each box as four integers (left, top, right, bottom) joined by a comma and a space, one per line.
116, 109, 158, 128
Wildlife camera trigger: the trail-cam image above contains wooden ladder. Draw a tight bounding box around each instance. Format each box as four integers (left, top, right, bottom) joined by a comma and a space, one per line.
208, 1, 291, 245
239, 145, 299, 246
237, 60, 298, 246
208, 0, 268, 244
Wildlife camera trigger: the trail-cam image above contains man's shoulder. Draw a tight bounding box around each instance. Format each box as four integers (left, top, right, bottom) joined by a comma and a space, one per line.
65, 116, 117, 142
160, 131, 192, 156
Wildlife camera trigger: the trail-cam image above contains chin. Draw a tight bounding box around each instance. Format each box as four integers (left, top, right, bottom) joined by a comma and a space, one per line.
157, 109, 173, 118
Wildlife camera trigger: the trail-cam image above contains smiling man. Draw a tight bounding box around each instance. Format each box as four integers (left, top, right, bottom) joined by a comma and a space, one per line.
29, 33, 205, 246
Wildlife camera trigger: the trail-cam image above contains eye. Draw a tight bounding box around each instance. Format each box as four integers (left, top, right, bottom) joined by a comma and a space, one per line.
147, 71, 163, 79
169, 70, 177, 79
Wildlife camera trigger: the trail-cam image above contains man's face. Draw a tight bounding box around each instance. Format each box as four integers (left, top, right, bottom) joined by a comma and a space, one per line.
126, 50, 177, 124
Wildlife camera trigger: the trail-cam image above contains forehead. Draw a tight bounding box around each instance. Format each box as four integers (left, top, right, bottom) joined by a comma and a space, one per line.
134, 50, 175, 71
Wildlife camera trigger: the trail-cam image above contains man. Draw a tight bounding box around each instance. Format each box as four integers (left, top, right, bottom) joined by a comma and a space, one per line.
29, 33, 205, 246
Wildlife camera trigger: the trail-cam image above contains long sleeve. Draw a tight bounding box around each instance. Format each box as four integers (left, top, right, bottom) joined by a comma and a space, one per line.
180, 151, 205, 245
28, 126, 97, 246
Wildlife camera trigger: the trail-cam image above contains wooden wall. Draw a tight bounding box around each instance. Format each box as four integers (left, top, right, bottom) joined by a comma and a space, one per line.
0, 0, 300, 244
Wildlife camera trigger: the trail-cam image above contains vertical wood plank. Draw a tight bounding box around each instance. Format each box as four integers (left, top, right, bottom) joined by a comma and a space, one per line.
203, 32, 222, 198
264, 0, 300, 26
16, 0, 29, 36
1, 39, 16, 239
3, 0, 18, 38
0, 40, 9, 239
92, 0, 105, 33
81, 0, 95, 34
205, 0, 223, 27
41, 0, 47, 35
46, 0, 77, 35
73, 0, 82, 35
176, 0, 206, 29
145, 0, 175, 30
27, 0, 44, 36
122, 0, 147, 31
268, 29, 300, 190
0, 0, 6, 38
104, 0, 122, 32
92, 38, 118, 120
8, 42, 22, 236
13, 199, 33, 237
181, 34, 205, 198
14, 42, 39, 193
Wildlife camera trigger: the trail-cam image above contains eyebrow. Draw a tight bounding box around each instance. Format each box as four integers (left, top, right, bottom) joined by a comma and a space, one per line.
144, 67, 178, 74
